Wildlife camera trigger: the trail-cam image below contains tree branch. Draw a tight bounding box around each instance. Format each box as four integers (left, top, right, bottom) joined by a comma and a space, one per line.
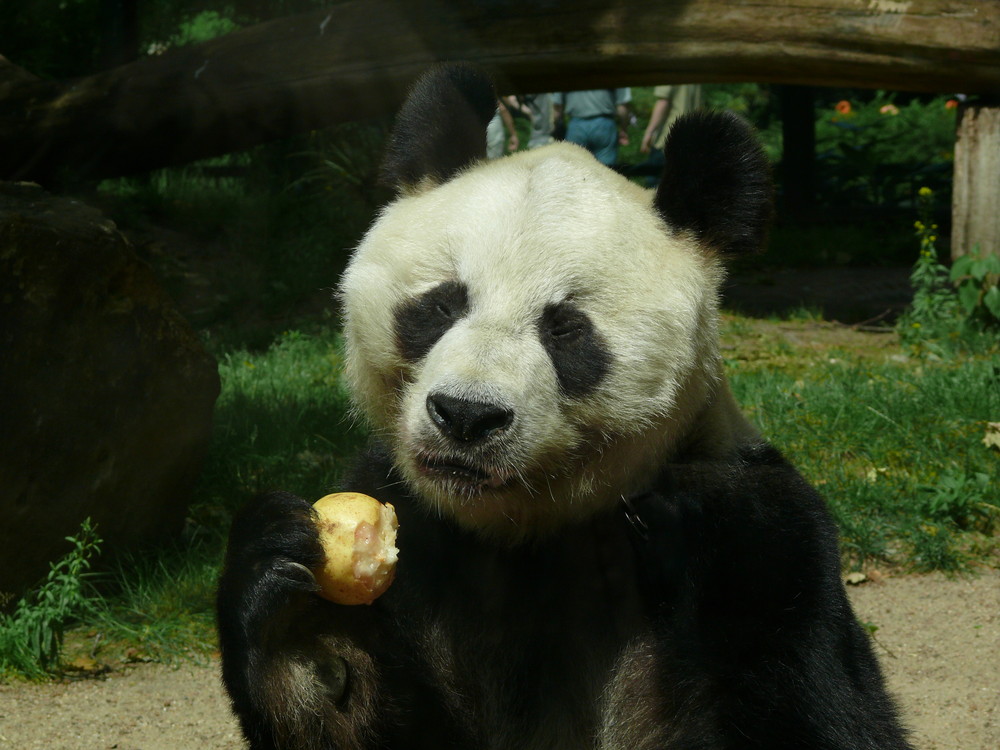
2, 0, 998, 185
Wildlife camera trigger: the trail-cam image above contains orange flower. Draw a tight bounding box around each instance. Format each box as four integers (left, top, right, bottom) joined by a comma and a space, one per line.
945, 99, 959, 110
835, 100, 852, 114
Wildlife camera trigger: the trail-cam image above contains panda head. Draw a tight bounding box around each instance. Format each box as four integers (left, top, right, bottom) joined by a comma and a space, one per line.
338, 65, 772, 540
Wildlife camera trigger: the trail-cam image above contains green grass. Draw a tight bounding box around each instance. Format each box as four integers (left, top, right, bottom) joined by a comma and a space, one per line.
726, 338, 1000, 572
81, 535, 225, 665
199, 327, 364, 508
39, 328, 365, 673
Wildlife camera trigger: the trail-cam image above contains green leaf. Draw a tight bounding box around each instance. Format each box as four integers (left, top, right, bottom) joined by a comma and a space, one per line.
958, 282, 980, 314
983, 285, 1000, 319
970, 259, 990, 278
950, 255, 974, 281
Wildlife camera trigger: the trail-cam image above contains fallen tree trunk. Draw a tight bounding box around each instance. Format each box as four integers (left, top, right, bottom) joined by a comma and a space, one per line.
2, 0, 999, 185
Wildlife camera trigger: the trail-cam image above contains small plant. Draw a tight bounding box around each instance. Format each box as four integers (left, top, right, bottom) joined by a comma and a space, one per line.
289, 121, 391, 208
896, 187, 959, 346
168, 10, 241, 48
908, 522, 966, 573
0, 519, 102, 678
917, 468, 998, 532
950, 245, 1000, 327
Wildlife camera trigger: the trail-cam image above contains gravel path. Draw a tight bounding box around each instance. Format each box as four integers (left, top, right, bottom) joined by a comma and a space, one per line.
0, 570, 996, 749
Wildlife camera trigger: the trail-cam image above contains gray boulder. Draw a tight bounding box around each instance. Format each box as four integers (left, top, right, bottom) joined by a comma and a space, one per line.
0, 182, 219, 600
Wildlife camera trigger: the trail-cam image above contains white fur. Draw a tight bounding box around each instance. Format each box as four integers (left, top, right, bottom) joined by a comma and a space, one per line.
338, 143, 754, 539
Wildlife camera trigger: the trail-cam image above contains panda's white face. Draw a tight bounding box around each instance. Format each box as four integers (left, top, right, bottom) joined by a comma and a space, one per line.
339, 143, 725, 539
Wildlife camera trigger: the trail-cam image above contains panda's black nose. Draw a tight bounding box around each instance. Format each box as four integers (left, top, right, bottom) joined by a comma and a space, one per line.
426, 393, 514, 444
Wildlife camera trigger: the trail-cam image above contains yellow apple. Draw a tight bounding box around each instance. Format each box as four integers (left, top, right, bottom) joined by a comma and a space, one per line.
311, 492, 398, 605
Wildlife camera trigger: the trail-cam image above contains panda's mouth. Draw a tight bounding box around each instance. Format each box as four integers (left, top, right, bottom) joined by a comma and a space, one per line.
416, 453, 508, 490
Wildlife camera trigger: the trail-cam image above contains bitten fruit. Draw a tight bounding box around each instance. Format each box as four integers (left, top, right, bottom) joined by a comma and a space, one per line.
311, 492, 399, 605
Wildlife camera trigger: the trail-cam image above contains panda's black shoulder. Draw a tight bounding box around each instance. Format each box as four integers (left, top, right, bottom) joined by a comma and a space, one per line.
342, 439, 396, 487
654, 439, 831, 522
635, 440, 845, 621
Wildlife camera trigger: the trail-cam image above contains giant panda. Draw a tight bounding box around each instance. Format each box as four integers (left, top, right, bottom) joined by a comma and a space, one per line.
217, 65, 912, 750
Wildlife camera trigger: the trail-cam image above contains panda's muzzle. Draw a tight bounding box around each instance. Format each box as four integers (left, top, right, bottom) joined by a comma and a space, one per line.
417, 393, 515, 490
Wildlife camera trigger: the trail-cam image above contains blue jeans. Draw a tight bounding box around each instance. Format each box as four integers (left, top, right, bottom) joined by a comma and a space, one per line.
565, 115, 618, 166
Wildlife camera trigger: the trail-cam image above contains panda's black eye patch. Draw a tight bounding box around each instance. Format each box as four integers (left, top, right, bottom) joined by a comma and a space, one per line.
540, 302, 612, 398
394, 281, 469, 362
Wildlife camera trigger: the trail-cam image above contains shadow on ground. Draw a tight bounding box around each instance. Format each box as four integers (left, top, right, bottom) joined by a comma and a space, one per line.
725, 267, 913, 324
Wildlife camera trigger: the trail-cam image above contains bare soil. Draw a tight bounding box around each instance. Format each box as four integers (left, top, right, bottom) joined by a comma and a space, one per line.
0, 569, 996, 750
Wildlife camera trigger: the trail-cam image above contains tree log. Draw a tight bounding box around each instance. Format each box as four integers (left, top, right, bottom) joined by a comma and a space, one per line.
951, 103, 1000, 260
2, 0, 999, 185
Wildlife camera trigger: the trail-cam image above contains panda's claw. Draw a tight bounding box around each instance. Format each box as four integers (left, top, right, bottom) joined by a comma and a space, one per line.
621, 495, 650, 541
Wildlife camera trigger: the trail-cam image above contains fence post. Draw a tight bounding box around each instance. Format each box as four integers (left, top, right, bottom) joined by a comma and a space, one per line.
951, 101, 1000, 259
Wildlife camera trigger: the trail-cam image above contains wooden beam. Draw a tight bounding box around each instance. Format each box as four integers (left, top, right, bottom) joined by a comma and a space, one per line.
2, 0, 999, 184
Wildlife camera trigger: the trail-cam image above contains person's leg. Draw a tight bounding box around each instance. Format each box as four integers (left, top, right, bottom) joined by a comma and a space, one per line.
486, 112, 504, 159
590, 116, 619, 166
564, 117, 589, 150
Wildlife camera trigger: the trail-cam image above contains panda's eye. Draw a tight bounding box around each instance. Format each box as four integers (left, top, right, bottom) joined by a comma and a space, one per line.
543, 305, 585, 341
394, 280, 469, 362
547, 316, 583, 340
539, 301, 612, 398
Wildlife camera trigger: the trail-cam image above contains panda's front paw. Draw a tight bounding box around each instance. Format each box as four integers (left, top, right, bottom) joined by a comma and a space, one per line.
219, 491, 325, 619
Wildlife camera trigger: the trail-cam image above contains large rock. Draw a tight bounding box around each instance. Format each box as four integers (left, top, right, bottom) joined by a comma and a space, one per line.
0, 182, 220, 600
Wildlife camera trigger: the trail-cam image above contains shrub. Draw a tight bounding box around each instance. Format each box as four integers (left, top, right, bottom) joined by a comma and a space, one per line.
815, 92, 957, 207
0, 520, 102, 678
950, 247, 1000, 328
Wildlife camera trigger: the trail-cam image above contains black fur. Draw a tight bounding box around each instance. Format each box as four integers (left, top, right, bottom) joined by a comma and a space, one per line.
393, 280, 469, 362
625, 444, 911, 748
655, 110, 773, 255
216, 491, 328, 748
219, 442, 912, 749
539, 301, 612, 398
380, 63, 498, 190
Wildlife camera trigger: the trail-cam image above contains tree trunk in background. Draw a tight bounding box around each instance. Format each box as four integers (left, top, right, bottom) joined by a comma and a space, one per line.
779, 86, 816, 218
951, 103, 1000, 260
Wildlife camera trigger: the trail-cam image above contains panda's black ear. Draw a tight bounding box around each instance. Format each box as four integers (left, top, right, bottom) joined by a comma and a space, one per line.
654, 111, 773, 256
380, 64, 498, 192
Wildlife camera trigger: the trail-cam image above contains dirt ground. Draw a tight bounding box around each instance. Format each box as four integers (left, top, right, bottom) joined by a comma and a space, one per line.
0, 569, 996, 750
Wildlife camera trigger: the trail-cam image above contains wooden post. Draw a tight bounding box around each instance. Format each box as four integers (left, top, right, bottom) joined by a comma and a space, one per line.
951, 102, 1000, 260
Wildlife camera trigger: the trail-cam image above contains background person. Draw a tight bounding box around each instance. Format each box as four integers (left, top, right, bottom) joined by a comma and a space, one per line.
486, 98, 520, 159
636, 84, 704, 183
552, 88, 632, 166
